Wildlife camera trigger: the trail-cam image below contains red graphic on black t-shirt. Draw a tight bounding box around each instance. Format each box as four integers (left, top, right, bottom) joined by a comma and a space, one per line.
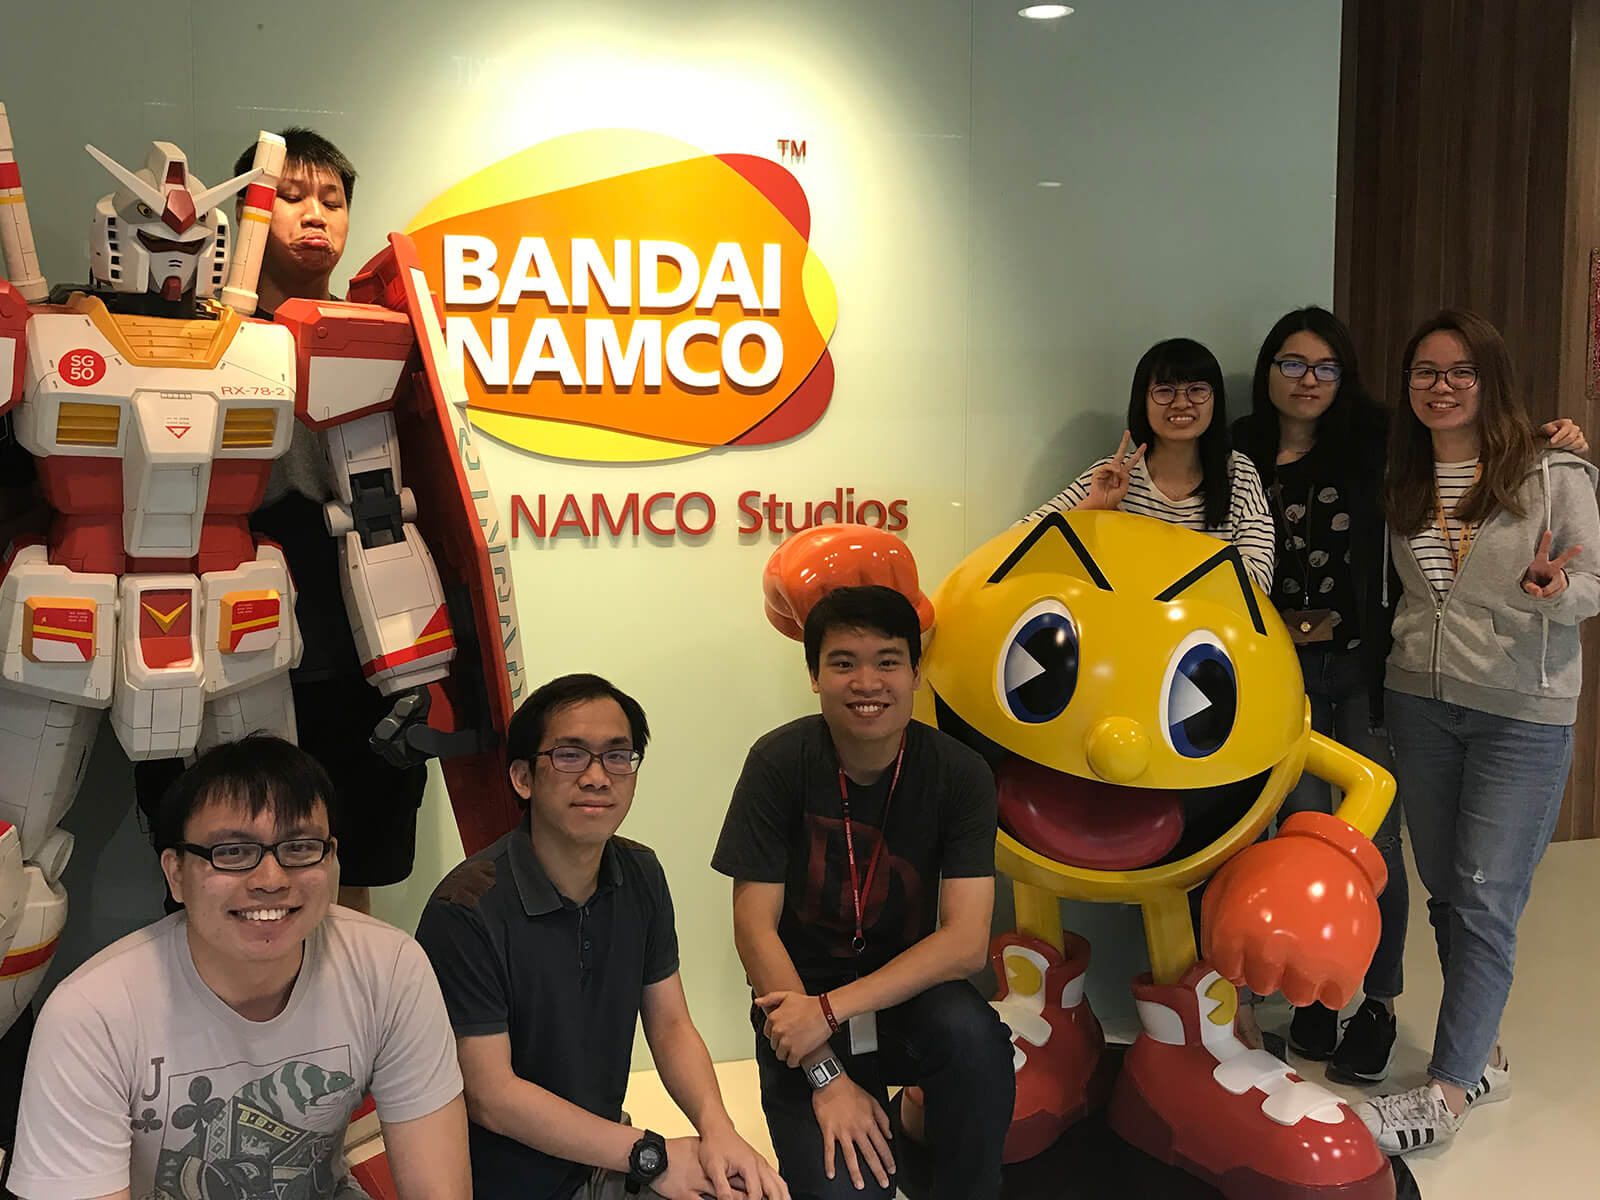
798, 813, 925, 955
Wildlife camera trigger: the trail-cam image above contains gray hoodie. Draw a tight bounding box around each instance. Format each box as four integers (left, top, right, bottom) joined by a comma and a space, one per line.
1386, 449, 1600, 725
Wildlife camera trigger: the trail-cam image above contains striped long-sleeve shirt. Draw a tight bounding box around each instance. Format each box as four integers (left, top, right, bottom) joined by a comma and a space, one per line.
1025, 450, 1276, 592
1407, 458, 1479, 596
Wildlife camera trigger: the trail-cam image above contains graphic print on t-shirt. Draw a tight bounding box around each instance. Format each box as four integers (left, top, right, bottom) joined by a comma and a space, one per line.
798, 812, 924, 959
140, 1048, 358, 1199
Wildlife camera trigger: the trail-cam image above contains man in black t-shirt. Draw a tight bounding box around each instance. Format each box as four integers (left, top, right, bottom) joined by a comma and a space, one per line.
713, 587, 1013, 1200
418, 673, 786, 1200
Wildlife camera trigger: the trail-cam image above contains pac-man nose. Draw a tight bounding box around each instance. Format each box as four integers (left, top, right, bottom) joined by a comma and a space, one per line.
1085, 717, 1151, 783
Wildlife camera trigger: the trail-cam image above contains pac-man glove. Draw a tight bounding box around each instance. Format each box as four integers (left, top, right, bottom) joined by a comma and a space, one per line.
762, 523, 934, 641
1201, 811, 1388, 1010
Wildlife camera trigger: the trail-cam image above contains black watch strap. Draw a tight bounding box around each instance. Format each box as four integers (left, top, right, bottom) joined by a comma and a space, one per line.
626, 1128, 668, 1194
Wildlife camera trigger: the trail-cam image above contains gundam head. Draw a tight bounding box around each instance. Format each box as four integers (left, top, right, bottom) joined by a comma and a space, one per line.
84, 141, 259, 302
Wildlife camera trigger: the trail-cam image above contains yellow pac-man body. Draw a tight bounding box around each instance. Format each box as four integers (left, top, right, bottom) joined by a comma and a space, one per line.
913, 510, 1393, 984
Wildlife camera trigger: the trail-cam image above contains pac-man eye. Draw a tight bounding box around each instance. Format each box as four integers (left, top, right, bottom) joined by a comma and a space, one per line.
135, 202, 156, 219
1160, 630, 1236, 757
997, 600, 1079, 724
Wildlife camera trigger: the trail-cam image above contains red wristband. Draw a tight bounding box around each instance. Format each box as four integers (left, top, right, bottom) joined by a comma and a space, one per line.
818, 992, 839, 1033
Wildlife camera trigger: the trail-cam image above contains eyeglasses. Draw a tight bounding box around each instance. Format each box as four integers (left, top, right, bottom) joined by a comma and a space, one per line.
1274, 359, 1343, 383
1406, 365, 1478, 390
1149, 382, 1214, 406
536, 746, 643, 775
177, 838, 333, 872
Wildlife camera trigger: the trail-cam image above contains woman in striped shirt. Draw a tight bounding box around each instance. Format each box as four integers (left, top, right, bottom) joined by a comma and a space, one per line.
1356, 310, 1600, 1157
1025, 338, 1276, 591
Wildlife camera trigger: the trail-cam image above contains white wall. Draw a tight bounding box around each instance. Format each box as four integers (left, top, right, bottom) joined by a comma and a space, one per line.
5, 0, 1342, 1063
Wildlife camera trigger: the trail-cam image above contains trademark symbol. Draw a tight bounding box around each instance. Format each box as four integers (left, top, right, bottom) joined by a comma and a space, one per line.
776, 138, 807, 164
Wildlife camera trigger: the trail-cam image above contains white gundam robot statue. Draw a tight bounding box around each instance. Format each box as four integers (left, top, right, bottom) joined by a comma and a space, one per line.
0, 104, 526, 1046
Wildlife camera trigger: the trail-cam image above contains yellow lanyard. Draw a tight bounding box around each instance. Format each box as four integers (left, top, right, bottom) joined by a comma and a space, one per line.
1433, 463, 1483, 572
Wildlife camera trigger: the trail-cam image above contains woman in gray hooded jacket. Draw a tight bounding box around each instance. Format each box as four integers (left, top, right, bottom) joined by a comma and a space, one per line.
1356, 309, 1600, 1157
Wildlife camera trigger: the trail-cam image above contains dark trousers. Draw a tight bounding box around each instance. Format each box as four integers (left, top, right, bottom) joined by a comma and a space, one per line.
753, 981, 1013, 1200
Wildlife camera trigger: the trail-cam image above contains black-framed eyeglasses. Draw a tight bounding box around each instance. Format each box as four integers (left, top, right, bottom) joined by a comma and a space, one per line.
535, 746, 643, 775
176, 838, 334, 871
1149, 382, 1214, 406
1406, 365, 1479, 390
1274, 359, 1343, 383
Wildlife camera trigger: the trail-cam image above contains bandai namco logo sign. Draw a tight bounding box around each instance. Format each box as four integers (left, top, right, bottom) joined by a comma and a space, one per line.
406, 129, 837, 464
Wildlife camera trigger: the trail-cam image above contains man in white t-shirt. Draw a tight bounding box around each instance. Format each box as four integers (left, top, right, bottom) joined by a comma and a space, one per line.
8, 736, 469, 1200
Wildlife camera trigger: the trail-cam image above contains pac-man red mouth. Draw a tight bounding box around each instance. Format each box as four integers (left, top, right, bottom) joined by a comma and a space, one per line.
933, 692, 1188, 871
994, 755, 1185, 870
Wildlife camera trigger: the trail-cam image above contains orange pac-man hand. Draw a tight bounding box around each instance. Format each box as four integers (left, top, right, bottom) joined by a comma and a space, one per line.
762, 524, 934, 642
1201, 812, 1388, 1010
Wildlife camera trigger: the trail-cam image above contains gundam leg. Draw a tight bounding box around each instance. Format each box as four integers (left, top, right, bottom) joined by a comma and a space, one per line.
0, 690, 92, 1034
0, 690, 93, 874
197, 673, 296, 752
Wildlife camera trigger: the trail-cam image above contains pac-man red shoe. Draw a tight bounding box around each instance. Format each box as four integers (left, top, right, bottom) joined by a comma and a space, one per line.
1109, 963, 1395, 1200
990, 931, 1112, 1162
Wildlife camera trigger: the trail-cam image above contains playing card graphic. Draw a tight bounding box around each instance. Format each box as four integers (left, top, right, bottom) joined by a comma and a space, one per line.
143, 1050, 359, 1199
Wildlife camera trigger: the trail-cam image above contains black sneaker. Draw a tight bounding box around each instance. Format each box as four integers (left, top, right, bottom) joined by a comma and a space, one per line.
1287, 1002, 1339, 1060
1327, 998, 1397, 1085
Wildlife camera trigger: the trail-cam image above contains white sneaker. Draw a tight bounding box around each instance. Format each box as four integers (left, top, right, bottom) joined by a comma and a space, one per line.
1355, 1082, 1462, 1154
1465, 1055, 1511, 1109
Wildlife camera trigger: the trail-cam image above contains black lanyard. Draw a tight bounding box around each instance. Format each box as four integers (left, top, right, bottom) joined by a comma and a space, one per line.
836, 732, 906, 956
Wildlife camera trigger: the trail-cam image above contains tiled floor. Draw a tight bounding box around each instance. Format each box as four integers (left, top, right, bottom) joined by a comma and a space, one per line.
625, 838, 1600, 1198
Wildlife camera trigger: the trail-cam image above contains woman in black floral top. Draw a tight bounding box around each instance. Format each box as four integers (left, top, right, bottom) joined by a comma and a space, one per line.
1232, 307, 1587, 1086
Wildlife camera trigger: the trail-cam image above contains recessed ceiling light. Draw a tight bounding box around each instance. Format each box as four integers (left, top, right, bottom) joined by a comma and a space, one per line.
1019, 4, 1074, 19
1037, 180, 1064, 188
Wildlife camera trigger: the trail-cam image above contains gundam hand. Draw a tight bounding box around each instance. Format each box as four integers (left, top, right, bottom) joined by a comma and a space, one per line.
369, 685, 434, 770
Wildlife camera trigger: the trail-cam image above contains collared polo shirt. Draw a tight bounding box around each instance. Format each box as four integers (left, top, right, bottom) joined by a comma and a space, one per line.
415, 816, 679, 1200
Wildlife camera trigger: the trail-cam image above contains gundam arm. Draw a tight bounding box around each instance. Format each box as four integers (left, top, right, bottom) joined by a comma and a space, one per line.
275, 298, 457, 764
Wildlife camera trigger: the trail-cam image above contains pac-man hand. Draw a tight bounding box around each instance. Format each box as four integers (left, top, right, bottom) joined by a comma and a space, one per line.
762, 523, 934, 641
1200, 812, 1388, 1010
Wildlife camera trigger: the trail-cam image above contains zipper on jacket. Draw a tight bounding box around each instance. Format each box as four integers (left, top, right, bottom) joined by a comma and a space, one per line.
1430, 600, 1443, 699
1421, 503, 1490, 700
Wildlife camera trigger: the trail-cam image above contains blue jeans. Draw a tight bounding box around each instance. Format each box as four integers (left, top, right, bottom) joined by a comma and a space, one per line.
1384, 690, 1573, 1090
1282, 646, 1407, 1000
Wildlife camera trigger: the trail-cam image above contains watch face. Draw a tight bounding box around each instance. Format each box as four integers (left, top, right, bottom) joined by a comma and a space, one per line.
638, 1145, 664, 1173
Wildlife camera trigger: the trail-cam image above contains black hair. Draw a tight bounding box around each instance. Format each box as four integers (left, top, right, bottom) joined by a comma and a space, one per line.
802, 585, 923, 675
505, 674, 651, 807
234, 127, 357, 204
1235, 306, 1387, 481
153, 735, 335, 854
1126, 338, 1233, 529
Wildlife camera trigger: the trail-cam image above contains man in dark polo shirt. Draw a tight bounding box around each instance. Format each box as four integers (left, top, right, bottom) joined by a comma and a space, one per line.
415, 673, 787, 1200
712, 586, 1013, 1200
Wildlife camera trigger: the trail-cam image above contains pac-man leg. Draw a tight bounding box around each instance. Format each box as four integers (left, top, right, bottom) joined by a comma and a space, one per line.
1109, 961, 1395, 1199
1141, 888, 1199, 987
1011, 879, 1064, 951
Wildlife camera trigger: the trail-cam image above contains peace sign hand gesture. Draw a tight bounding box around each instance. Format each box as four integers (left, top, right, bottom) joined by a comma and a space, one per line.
1081, 431, 1147, 511
1522, 530, 1582, 598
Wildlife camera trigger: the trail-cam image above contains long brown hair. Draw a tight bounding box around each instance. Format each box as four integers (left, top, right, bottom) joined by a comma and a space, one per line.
1384, 310, 1538, 535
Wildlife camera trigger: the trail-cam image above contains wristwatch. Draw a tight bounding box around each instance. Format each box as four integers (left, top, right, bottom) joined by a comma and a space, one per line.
805, 1054, 843, 1091
626, 1129, 668, 1195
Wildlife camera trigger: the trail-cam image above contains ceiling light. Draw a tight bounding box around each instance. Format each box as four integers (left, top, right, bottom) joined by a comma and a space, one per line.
1019, 5, 1074, 19
1037, 180, 1063, 188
